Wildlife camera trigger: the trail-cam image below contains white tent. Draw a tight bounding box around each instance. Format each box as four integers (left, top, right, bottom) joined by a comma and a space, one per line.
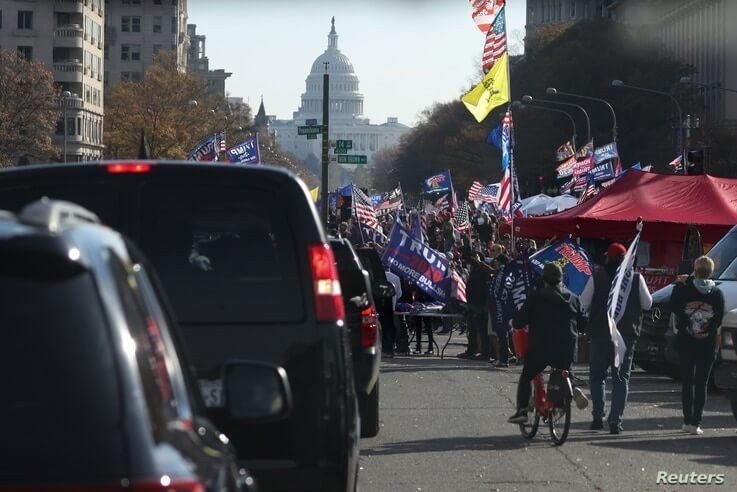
519, 194, 577, 216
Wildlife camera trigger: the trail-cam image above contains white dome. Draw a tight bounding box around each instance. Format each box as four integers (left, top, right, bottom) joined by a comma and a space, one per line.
294, 18, 365, 122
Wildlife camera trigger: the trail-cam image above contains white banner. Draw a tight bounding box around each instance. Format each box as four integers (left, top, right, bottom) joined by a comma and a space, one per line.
606, 228, 641, 367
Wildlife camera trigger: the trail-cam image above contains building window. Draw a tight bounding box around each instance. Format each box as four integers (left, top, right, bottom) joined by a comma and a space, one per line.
121, 72, 130, 81
153, 16, 162, 33
77, 117, 82, 136
17, 11, 32, 29
0, 10, 3, 29
67, 117, 75, 136
153, 44, 162, 54
154, 0, 162, 4
132, 16, 141, 32
16, 46, 32, 60
121, 44, 130, 60
131, 44, 140, 60
104, 44, 109, 60
171, 17, 177, 34
570, 1, 576, 18
121, 16, 130, 32
131, 72, 142, 82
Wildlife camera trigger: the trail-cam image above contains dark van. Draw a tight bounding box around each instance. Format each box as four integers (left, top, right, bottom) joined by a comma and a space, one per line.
0, 162, 360, 492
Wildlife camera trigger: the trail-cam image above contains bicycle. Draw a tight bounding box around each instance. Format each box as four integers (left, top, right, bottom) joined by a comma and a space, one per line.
512, 328, 573, 446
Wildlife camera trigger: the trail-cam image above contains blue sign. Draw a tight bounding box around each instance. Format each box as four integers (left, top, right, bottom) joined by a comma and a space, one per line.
338, 184, 353, 197
187, 134, 219, 161
529, 240, 594, 296
594, 142, 619, 165
382, 222, 450, 302
422, 171, 453, 194
491, 259, 534, 329
591, 162, 614, 182
225, 136, 260, 164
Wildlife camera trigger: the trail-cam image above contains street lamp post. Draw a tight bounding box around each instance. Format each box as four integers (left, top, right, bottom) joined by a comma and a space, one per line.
512, 100, 578, 149
522, 95, 591, 143
546, 87, 618, 143
61, 90, 72, 163
611, 79, 685, 174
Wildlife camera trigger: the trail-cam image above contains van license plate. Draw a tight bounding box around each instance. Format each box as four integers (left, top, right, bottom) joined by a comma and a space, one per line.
199, 380, 223, 408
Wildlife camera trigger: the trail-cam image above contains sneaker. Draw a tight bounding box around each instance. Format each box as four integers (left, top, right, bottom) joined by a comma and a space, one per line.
610, 423, 623, 435
495, 362, 510, 368
507, 409, 528, 424
424, 349, 434, 355
589, 419, 604, 431
572, 387, 589, 410
413, 349, 422, 355
681, 424, 694, 433
690, 426, 704, 435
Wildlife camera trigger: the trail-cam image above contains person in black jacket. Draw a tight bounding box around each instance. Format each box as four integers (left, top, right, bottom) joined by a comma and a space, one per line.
579, 242, 652, 434
508, 263, 580, 423
670, 256, 724, 435
458, 254, 493, 360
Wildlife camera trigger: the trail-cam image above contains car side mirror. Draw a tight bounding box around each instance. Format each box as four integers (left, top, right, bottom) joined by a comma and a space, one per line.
224, 361, 292, 422
374, 280, 395, 299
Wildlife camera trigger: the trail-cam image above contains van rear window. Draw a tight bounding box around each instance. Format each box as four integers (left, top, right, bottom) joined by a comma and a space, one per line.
139, 183, 305, 324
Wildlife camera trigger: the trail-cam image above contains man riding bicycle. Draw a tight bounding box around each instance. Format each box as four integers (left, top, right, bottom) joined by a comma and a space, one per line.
508, 263, 586, 423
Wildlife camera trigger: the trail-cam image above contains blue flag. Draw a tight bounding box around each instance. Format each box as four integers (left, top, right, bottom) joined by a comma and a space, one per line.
594, 142, 619, 165
631, 162, 641, 170
529, 240, 594, 296
421, 171, 453, 194
590, 162, 614, 182
187, 134, 219, 161
487, 124, 503, 150
382, 222, 450, 302
338, 184, 353, 197
409, 212, 425, 242
225, 136, 260, 164
360, 223, 388, 245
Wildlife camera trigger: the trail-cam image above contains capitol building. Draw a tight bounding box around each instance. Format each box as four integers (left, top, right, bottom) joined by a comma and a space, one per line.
267, 18, 411, 170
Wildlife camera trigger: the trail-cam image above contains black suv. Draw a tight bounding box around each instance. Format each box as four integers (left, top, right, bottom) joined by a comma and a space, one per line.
329, 238, 384, 437
0, 163, 359, 492
0, 199, 275, 490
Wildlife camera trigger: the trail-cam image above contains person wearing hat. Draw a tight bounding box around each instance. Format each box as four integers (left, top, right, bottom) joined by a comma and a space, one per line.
579, 242, 652, 434
508, 263, 582, 423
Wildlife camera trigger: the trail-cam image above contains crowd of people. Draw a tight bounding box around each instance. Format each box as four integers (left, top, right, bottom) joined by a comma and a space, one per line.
333, 205, 725, 437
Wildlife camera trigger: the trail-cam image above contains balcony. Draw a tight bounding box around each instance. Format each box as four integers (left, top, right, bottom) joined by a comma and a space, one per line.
54, 0, 84, 13
54, 25, 84, 48
54, 60, 84, 83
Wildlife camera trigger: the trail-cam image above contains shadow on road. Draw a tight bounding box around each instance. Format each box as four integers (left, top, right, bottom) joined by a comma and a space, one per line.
586, 434, 737, 467
362, 434, 536, 456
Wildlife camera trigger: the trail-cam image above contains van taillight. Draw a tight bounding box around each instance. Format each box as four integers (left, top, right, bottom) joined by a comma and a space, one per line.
106, 163, 152, 174
307, 243, 345, 322
360, 306, 378, 348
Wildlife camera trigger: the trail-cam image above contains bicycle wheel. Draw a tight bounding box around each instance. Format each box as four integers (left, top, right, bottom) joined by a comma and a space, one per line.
548, 398, 572, 446
519, 384, 540, 439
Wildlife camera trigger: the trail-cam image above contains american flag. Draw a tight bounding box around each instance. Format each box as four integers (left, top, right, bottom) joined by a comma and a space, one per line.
452, 269, 467, 303
353, 185, 379, 229
577, 174, 597, 205
498, 109, 514, 213
217, 132, 226, 152
479, 183, 500, 203
434, 194, 450, 211
468, 180, 484, 201
482, 7, 507, 73
453, 201, 472, 232
470, 0, 505, 33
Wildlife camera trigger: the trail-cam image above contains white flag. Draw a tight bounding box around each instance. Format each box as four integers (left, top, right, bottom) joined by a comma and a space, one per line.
606, 229, 641, 367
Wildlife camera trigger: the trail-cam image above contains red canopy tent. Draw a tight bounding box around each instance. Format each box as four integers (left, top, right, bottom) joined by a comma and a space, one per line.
514, 171, 737, 263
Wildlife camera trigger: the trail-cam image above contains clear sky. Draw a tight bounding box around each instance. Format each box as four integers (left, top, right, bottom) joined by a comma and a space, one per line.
189, 0, 526, 127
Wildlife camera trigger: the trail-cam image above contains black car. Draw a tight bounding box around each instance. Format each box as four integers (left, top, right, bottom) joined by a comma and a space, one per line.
0, 199, 273, 491
329, 237, 383, 438
0, 162, 359, 492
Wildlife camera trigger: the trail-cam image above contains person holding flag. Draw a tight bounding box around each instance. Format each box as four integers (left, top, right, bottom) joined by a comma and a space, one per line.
579, 228, 652, 434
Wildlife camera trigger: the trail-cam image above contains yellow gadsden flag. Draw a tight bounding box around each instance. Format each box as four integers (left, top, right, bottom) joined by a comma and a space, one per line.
310, 186, 320, 202
461, 53, 510, 123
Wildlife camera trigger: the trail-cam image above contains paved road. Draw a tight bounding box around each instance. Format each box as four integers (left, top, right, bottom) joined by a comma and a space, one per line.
358, 333, 737, 492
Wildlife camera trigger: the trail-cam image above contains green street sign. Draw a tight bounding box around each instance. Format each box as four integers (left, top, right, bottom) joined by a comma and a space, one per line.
334, 146, 348, 154
307, 134, 317, 140
337, 155, 367, 164
336, 139, 353, 150
298, 125, 322, 136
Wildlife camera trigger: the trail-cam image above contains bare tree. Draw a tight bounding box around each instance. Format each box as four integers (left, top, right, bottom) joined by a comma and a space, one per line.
0, 49, 60, 166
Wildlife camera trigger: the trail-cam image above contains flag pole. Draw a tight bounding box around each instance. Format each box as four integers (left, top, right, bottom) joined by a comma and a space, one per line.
502, 5, 515, 254
352, 183, 366, 244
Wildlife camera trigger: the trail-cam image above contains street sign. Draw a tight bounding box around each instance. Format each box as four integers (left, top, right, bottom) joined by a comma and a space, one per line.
334, 147, 348, 154
336, 139, 353, 150
298, 125, 322, 136
337, 155, 368, 164
329, 155, 337, 163
306, 118, 318, 126
307, 134, 317, 140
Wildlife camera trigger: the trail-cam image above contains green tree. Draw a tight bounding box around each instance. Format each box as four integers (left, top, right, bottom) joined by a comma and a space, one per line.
0, 49, 60, 166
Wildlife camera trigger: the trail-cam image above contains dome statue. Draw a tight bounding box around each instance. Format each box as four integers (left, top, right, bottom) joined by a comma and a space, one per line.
294, 18, 365, 122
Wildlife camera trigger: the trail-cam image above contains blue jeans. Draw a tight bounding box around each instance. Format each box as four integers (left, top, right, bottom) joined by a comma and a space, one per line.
589, 336, 636, 426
